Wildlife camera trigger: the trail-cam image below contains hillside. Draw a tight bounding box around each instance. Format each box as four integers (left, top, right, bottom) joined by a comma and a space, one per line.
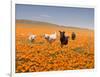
16, 19, 92, 31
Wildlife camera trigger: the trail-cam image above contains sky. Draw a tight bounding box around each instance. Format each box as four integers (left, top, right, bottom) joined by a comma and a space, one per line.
16, 4, 94, 29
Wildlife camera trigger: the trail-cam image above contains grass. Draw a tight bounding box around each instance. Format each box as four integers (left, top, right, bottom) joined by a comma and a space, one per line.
72, 47, 85, 54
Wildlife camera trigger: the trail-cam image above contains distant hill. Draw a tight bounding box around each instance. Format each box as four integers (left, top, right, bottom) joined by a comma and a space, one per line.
16, 19, 59, 27
16, 19, 92, 30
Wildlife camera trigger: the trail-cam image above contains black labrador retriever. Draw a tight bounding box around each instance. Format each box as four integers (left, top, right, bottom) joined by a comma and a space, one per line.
59, 31, 69, 47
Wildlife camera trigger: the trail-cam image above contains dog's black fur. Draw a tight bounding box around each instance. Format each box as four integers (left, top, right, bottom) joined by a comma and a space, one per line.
59, 31, 69, 47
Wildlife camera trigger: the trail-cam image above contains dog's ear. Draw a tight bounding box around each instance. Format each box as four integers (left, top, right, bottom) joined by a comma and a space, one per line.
63, 31, 65, 33
59, 31, 61, 33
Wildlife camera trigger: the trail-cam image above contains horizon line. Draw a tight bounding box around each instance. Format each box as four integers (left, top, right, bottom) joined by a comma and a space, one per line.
16, 19, 94, 30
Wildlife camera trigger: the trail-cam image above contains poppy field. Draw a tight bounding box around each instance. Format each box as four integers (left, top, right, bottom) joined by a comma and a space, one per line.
15, 20, 94, 73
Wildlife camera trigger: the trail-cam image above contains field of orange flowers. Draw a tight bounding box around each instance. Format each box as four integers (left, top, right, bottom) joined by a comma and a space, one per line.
16, 22, 94, 73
